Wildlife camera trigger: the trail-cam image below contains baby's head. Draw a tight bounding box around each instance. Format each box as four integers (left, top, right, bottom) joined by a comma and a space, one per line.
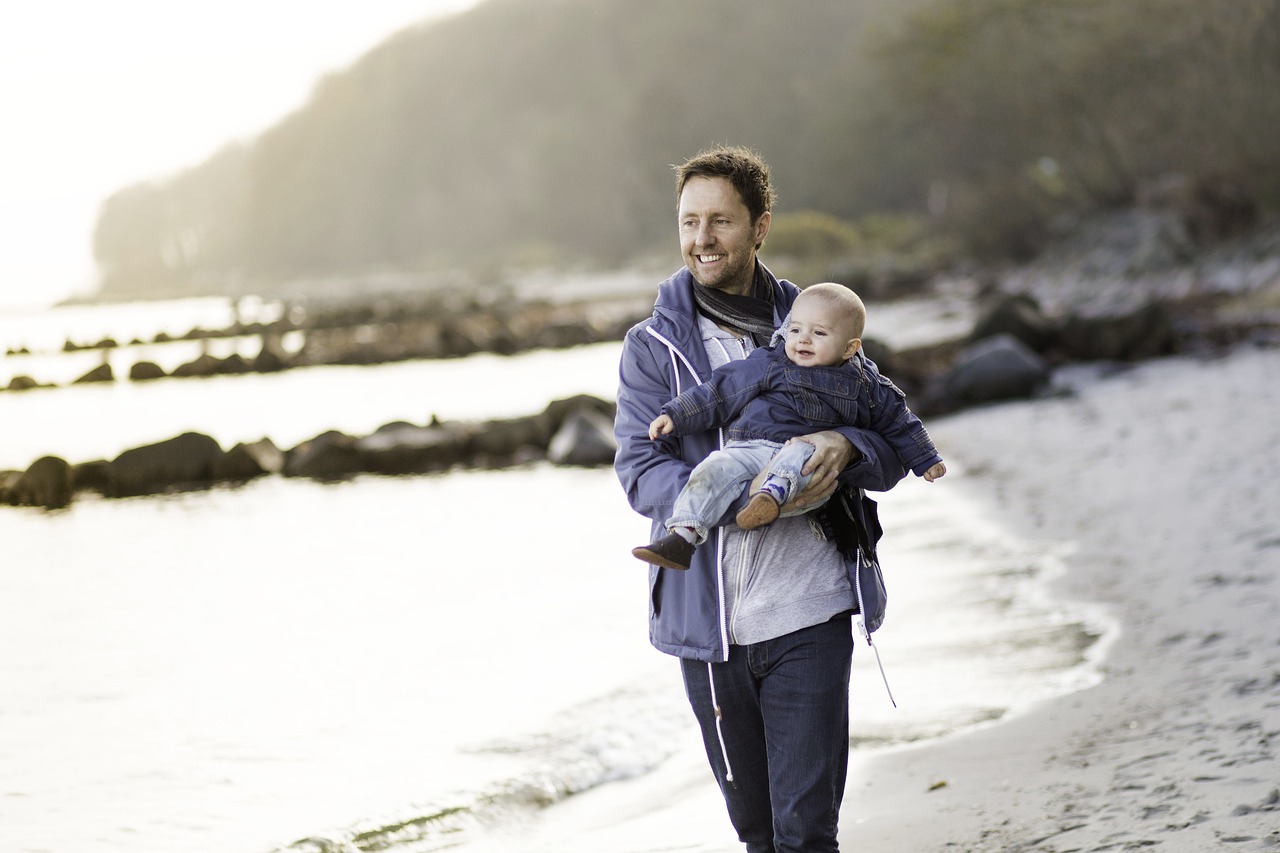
783, 282, 866, 367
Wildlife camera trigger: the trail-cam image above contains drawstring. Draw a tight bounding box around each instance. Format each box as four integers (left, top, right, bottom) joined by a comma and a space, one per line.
707, 662, 736, 785
854, 547, 897, 708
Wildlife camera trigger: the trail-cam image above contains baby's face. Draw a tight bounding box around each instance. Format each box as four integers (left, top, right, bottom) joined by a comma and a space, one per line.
783, 295, 859, 367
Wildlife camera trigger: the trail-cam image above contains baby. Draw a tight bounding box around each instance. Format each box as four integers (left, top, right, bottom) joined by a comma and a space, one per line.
632, 282, 945, 571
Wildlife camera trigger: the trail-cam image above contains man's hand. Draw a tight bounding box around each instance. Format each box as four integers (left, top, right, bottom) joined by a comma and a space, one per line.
923, 461, 947, 482
750, 430, 857, 516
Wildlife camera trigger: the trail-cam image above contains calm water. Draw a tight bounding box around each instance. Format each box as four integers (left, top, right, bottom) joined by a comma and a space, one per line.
0, 299, 1109, 853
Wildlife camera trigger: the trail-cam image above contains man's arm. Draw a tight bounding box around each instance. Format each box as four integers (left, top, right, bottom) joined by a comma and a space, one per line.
614, 330, 696, 523
768, 425, 907, 513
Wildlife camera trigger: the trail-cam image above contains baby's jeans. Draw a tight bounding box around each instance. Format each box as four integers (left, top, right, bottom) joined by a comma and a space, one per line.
667, 439, 818, 544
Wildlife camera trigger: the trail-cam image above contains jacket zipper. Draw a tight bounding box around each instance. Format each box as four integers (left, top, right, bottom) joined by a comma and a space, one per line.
646, 325, 732, 661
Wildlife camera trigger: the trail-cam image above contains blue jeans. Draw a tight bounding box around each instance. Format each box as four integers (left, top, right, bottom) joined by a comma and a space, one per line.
680, 614, 854, 853
668, 439, 817, 544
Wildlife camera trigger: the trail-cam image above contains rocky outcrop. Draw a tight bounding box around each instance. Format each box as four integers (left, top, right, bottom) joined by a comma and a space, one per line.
548, 407, 618, 466
111, 432, 227, 497
4, 456, 74, 509
930, 334, 1051, 409
73, 363, 114, 384
1, 396, 619, 509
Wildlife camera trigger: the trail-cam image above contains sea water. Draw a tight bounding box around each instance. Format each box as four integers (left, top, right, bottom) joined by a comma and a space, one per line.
0, 299, 1108, 853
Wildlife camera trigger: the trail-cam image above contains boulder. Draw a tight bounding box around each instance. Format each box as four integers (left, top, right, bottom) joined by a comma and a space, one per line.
7, 375, 40, 392
970, 293, 1057, 353
74, 363, 114, 384
355, 422, 473, 474
470, 415, 549, 461
6, 456, 74, 509
129, 361, 167, 381
548, 407, 618, 466
171, 353, 222, 378
1058, 300, 1175, 361
213, 438, 285, 480
936, 334, 1051, 408
253, 337, 289, 373
110, 432, 225, 496
72, 459, 115, 496
216, 353, 253, 374
283, 431, 362, 479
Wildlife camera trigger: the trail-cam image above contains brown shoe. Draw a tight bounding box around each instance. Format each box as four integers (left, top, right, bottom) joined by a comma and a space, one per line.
736, 491, 781, 530
632, 532, 695, 570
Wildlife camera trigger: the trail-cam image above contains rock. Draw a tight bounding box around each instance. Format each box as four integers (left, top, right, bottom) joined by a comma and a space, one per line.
548, 407, 618, 466
936, 334, 1051, 407
355, 422, 474, 474
0, 470, 20, 500
170, 353, 222, 378
213, 438, 285, 480
217, 353, 253, 374
129, 361, 167, 381
253, 337, 289, 372
72, 459, 115, 496
470, 415, 550, 461
74, 363, 114, 384
7, 375, 40, 391
1058, 300, 1175, 361
283, 431, 362, 479
110, 432, 225, 496
6, 456, 74, 509
970, 293, 1057, 353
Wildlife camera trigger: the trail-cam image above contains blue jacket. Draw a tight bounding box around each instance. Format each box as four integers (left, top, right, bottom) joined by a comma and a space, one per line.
613, 264, 907, 662
661, 343, 944, 477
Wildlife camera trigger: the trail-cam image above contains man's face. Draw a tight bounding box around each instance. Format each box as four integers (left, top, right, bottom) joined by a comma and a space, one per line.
677, 176, 770, 296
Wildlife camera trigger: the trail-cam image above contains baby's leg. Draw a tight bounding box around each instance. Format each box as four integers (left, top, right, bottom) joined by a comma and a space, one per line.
757, 441, 818, 504
667, 443, 778, 543
736, 441, 820, 531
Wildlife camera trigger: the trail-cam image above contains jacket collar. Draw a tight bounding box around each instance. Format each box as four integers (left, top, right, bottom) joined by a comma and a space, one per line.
653, 261, 795, 355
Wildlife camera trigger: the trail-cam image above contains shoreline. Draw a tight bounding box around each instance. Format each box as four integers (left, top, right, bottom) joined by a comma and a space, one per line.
839, 343, 1280, 851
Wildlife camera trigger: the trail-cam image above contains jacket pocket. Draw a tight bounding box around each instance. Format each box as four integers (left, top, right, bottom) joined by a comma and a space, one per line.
785, 366, 864, 425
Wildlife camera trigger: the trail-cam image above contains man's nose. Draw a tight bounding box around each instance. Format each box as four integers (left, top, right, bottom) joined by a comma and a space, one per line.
695, 222, 715, 245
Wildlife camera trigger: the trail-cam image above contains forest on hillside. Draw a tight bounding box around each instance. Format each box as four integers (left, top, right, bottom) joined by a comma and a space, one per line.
91, 0, 1280, 301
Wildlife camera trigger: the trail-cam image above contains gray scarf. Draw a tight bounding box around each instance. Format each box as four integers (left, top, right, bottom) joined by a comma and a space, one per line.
691, 264, 777, 347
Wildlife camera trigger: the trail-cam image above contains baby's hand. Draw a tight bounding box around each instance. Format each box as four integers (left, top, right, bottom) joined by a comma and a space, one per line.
648, 414, 675, 440
923, 461, 947, 482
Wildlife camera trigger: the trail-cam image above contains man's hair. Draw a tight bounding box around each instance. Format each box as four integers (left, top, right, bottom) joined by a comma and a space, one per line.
674, 145, 777, 224
799, 282, 867, 340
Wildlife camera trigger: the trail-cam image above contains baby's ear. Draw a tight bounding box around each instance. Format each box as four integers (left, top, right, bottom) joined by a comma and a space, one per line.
844, 338, 862, 360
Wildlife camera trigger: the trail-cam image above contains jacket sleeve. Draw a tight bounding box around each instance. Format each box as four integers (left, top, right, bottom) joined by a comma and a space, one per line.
662, 353, 764, 435
865, 369, 943, 477
614, 327, 697, 524
831, 425, 909, 492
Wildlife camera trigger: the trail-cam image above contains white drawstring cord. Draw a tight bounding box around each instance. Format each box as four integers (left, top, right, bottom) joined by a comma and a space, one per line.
854, 547, 898, 708
707, 662, 736, 785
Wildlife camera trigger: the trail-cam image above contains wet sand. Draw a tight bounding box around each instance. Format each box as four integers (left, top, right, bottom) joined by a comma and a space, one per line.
840, 344, 1280, 851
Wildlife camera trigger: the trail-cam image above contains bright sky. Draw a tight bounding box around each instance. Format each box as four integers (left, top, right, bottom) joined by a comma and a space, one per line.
0, 1, 480, 311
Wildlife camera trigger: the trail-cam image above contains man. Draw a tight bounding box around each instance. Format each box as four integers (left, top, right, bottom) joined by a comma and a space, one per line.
613, 144, 907, 852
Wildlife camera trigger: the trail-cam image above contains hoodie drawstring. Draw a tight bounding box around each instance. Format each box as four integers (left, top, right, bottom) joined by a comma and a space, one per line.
707, 662, 736, 785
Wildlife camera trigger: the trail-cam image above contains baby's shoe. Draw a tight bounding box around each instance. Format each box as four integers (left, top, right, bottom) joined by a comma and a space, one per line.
736, 486, 783, 530
632, 532, 695, 570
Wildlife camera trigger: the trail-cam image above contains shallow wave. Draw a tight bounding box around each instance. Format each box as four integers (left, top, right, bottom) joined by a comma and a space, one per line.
270, 685, 691, 853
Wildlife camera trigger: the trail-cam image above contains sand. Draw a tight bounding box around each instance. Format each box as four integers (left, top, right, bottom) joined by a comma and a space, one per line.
507, 343, 1279, 853
840, 343, 1280, 852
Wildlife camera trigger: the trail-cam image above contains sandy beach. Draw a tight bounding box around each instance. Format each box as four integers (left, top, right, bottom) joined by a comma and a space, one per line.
841, 342, 1280, 851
